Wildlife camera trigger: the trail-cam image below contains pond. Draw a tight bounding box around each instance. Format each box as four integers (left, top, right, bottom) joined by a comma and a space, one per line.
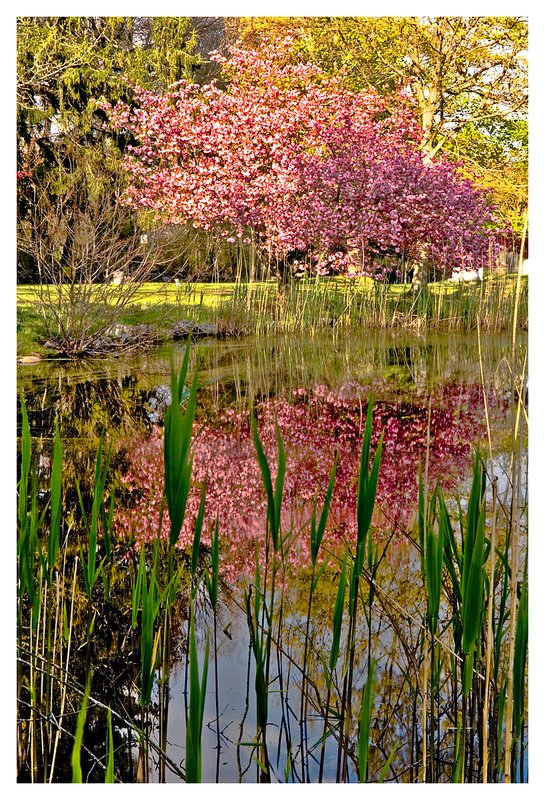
16, 329, 528, 783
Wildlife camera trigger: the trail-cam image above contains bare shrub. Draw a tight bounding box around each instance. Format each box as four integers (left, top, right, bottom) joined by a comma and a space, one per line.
18, 151, 198, 355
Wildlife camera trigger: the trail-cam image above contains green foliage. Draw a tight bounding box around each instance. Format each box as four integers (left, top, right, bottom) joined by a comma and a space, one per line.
449, 117, 528, 234
17, 397, 37, 606
310, 453, 338, 566
353, 397, 383, 588
163, 346, 197, 548
17, 395, 48, 616
358, 659, 376, 782
47, 418, 62, 580
17, 16, 200, 132
17, 16, 204, 286
79, 437, 112, 598
512, 569, 528, 743
251, 414, 286, 553
191, 479, 208, 589
71, 673, 92, 783
245, 562, 270, 735
137, 540, 171, 707
186, 611, 210, 783
328, 553, 348, 685
205, 518, 220, 611
105, 707, 115, 783
460, 456, 487, 658
17, 396, 31, 535
232, 16, 527, 230
418, 472, 444, 635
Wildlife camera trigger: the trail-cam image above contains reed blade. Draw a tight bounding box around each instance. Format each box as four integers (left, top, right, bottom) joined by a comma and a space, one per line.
358, 659, 376, 783
105, 707, 114, 783
186, 613, 210, 783
329, 553, 348, 676
71, 673, 92, 783
512, 569, 528, 743
47, 417, 62, 577
164, 347, 198, 547
310, 453, 338, 566
191, 478, 208, 581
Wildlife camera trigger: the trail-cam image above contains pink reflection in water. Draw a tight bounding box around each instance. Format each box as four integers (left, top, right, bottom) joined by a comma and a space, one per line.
115, 382, 499, 580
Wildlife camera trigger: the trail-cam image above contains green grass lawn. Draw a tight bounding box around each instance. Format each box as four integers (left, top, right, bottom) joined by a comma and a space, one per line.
16, 274, 523, 307
16, 280, 272, 309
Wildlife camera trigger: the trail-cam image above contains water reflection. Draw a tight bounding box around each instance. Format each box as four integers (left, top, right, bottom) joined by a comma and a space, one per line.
17, 331, 519, 575
116, 380, 510, 581
16, 330, 526, 783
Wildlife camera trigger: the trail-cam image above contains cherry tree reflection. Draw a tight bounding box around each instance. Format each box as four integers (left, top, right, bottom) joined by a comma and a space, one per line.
115, 381, 504, 580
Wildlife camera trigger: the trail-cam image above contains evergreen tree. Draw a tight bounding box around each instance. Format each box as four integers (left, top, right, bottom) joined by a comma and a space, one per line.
16, 16, 202, 280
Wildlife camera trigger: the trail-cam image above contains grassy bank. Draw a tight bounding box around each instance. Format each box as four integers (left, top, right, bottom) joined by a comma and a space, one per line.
17, 273, 527, 358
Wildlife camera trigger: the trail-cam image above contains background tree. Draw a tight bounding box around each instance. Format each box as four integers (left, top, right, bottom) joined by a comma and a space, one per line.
228, 16, 528, 235
16, 16, 207, 283
16, 17, 228, 351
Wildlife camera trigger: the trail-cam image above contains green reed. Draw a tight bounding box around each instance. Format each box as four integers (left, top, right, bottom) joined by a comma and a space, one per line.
17, 399, 70, 781
205, 518, 221, 781
244, 413, 287, 781
182, 478, 210, 783
164, 343, 196, 549
105, 707, 115, 783
421, 442, 528, 784
417, 468, 443, 781
132, 540, 166, 781
186, 608, 210, 783
337, 397, 383, 782
358, 658, 376, 783
77, 436, 112, 603
71, 672, 91, 783
159, 343, 200, 781
213, 274, 527, 338
512, 564, 528, 780
317, 550, 347, 782
299, 453, 337, 781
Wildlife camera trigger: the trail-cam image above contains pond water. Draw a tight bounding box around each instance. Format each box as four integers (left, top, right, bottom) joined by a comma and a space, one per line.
17, 329, 528, 783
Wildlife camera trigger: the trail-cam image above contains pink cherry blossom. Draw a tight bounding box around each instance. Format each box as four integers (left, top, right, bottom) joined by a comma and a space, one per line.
102, 38, 502, 279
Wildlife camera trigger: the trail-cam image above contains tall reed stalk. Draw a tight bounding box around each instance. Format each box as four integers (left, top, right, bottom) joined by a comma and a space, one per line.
417, 469, 443, 782
245, 413, 287, 781
318, 551, 348, 783
299, 454, 337, 781
205, 518, 221, 781
337, 397, 383, 782
502, 213, 528, 783
185, 608, 210, 782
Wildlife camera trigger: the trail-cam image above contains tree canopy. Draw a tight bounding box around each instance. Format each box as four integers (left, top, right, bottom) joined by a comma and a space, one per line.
16, 16, 213, 281
229, 16, 528, 234
17, 16, 526, 284
104, 38, 501, 280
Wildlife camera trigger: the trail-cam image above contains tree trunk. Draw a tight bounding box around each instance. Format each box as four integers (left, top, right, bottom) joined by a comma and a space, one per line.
411, 245, 429, 292
276, 256, 290, 293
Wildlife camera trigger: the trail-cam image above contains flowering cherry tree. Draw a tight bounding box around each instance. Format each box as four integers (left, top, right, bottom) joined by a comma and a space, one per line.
103, 38, 500, 279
